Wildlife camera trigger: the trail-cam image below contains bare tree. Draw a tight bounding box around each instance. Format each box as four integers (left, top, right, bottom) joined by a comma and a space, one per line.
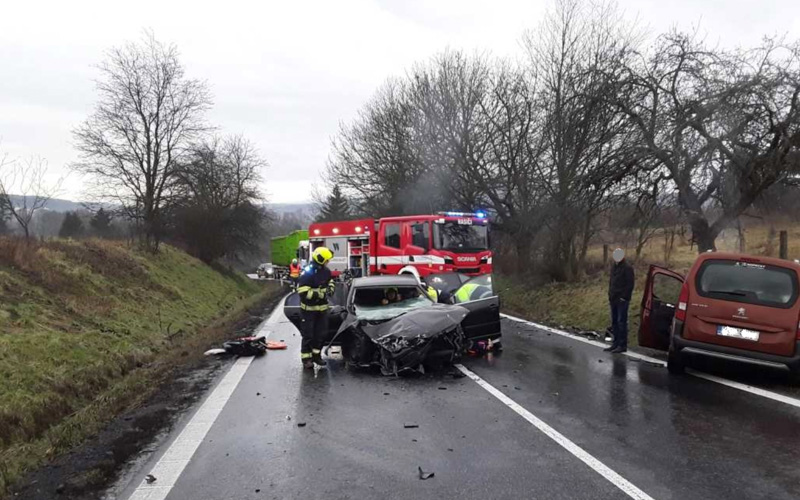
72, 33, 211, 252
616, 32, 800, 252
171, 135, 267, 263
524, 0, 639, 279
472, 61, 545, 271
0, 154, 62, 239
327, 79, 434, 216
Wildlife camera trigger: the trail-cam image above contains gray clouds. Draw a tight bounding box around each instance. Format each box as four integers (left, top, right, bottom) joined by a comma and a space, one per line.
1, 0, 797, 202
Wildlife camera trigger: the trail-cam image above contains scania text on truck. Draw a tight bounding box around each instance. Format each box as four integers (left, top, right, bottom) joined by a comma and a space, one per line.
307, 212, 492, 277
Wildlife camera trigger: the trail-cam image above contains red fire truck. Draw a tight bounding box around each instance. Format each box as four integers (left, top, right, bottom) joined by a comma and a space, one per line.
307, 212, 492, 277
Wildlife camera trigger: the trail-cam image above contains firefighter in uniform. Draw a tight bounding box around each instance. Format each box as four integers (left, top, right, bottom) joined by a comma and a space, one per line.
296, 247, 336, 369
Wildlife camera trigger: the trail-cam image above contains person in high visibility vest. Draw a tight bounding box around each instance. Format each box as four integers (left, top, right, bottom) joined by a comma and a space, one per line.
454, 282, 491, 303
289, 258, 301, 287
295, 247, 335, 369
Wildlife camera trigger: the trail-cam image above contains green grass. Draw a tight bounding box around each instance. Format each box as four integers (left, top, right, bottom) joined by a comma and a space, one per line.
0, 238, 276, 495
497, 272, 645, 346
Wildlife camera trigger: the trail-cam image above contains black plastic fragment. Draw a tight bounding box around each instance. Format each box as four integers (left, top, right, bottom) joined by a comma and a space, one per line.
418, 466, 435, 480
297, 422, 306, 427
404, 423, 419, 429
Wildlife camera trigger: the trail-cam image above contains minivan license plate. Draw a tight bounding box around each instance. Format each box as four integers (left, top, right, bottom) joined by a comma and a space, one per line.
717, 325, 759, 341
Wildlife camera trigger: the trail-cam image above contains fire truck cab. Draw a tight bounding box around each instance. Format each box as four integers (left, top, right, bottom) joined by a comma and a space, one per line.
308, 212, 492, 277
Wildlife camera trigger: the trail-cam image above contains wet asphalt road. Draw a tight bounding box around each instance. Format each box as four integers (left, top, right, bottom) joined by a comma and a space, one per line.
116, 306, 800, 500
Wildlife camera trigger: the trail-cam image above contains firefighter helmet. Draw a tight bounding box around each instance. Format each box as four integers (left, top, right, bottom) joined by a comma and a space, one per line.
292, 258, 298, 265
312, 247, 333, 265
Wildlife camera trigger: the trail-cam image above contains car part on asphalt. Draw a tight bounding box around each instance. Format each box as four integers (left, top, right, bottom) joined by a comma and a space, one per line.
222, 336, 268, 356
418, 466, 435, 480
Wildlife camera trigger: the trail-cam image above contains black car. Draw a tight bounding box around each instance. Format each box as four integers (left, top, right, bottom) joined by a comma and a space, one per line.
284, 274, 501, 374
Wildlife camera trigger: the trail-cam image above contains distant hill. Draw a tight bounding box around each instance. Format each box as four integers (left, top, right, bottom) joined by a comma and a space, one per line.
268, 202, 315, 215
6, 195, 92, 213
3, 196, 315, 215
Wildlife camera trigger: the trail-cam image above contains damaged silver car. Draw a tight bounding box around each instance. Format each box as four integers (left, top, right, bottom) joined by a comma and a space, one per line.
284, 274, 501, 375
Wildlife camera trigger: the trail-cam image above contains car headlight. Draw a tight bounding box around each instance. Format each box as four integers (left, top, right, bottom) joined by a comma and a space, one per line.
267, 269, 274, 274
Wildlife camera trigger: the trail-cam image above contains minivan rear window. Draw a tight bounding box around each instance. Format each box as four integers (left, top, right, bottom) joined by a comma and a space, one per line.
695, 259, 798, 308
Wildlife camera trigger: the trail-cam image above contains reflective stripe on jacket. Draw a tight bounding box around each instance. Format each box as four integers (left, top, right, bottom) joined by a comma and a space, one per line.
296, 263, 333, 311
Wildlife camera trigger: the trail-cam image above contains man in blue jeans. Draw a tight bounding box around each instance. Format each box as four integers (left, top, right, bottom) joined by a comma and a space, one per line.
605, 248, 635, 354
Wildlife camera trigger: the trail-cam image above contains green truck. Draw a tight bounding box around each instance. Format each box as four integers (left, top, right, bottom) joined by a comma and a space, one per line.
270, 230, 310, 275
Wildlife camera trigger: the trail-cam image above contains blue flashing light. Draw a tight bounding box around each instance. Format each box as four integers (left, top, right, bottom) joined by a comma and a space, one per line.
475, 211, 487, 219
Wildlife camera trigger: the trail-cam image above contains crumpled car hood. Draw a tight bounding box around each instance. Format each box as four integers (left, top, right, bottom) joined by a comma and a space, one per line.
339, 304, 469, 375
357, 305, 468, 350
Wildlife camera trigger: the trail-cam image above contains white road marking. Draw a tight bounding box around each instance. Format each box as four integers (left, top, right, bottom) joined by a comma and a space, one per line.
686, 369, 800, 409
456, 364, 655, 500
128, 299, 286, 500
501, 313, 800, 409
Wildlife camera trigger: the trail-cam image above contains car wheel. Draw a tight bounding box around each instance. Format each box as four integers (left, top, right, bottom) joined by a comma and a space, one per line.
341, 332, 374, 367
667, 348, 685, 375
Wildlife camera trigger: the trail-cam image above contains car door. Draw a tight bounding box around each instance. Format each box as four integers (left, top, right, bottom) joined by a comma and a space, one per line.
638, 265, 684, 350
282, 282, 349, 343
452, 274, 501, 340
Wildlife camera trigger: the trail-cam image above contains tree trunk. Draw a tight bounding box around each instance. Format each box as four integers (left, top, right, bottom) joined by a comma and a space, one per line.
516, 237, 532, 275
690, 217, 717, 253
736, 218, 746, 253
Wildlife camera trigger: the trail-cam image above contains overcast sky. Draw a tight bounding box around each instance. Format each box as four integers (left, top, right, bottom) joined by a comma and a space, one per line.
1, 0, 798, 204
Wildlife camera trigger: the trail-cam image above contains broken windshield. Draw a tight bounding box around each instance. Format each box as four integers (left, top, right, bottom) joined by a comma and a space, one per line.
354, 289, 433, 321
433, 221, 488, 252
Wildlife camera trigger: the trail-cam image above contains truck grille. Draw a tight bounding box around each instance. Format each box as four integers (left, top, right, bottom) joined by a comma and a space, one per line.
458, 267, 480, 274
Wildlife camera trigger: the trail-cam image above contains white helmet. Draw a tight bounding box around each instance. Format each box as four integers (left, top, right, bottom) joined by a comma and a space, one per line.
398, 265, 422, 285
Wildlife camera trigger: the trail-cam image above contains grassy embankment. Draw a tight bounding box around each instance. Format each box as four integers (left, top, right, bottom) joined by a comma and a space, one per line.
0, 238, 280, 495
498, 223, 800, 346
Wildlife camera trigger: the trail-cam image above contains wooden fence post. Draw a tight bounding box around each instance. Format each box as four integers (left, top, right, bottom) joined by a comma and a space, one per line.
779, 231, 788, 260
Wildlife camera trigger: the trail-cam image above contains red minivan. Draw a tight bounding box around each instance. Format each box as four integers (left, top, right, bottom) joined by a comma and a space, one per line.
638, 252, 800, 377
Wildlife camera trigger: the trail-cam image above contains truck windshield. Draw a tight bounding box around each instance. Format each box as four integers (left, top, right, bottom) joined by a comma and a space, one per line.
433, 222, 488, 252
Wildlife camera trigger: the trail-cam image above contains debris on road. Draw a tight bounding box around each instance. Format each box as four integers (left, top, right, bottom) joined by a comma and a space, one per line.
205, 336, 287, 357
403, 423, 419, 429
297, 422, 306, 428
418, 466, 435, 480
144, 474, 156, 484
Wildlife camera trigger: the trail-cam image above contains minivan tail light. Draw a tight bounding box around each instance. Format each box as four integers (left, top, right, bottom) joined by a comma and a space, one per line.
675, 281, 689, 322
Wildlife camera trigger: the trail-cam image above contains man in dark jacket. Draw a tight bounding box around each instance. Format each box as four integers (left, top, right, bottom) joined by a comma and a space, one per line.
605, 248, 634, 354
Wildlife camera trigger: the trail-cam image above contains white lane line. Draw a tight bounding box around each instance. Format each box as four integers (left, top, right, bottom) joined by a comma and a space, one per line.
686, 369, 800, 409
456, 364, 655, 500
501, 313, 800, 409
128, 299, 286, 500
